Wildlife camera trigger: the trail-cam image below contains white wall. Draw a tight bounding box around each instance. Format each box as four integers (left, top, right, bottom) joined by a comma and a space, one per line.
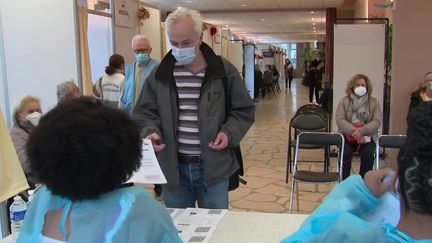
113, 0, 139, 65
0, 10, 8, 126
333, 24, 385, 132
0, 0, 79, 121
88, 13, 113, 82
139, 5, 162, 61
244, 44, 254, 98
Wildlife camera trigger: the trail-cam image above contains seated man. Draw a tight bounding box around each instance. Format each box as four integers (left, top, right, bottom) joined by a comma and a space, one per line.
18, 97, 181, 242
282, 102, 432, 243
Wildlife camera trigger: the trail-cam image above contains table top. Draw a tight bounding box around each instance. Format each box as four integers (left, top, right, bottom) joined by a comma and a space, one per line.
1, 211, 308, 243
211, 211, 308, 243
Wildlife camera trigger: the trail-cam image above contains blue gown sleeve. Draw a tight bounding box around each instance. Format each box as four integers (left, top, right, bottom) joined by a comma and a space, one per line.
281, 175, 381, 243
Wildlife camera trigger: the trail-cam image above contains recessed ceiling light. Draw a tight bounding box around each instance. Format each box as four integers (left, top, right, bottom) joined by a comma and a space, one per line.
313, 23, 316, 25
313, 30, 317, 32
241, 4, 247, 7
186, 0, 192, 3
310, 11, 315, 14
225, 24, 229, 27
267, 23, 272, 26
313, 27, 316, 29
260, 18, 265, 21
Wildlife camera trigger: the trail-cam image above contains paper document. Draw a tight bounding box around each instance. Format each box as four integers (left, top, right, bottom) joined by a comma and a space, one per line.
363, 191, 400, 226
169, 208, 228, 243
128, 139, 167, 184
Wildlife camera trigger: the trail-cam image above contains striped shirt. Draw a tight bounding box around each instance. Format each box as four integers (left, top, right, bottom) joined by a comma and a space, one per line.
174, 66, 205, 155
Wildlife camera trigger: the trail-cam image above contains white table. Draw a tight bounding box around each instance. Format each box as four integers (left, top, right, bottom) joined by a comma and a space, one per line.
211, 211, 307, 243
1, 211, 308, 243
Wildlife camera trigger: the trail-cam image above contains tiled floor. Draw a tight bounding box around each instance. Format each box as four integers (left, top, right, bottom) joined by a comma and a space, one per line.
228, 79, 366, 214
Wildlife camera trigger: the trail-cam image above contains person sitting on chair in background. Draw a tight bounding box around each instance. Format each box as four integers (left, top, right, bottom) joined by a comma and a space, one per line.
408, 71, 432, 112
57, 80, 81, 104
17, 97, 181, 243
282, 101, 432, 243
9, 95, 42, 187
93, 54, 125, 108
336, 74, 381, 180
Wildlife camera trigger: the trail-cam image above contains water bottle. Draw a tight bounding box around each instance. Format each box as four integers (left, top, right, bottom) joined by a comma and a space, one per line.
9, 195, 27, 240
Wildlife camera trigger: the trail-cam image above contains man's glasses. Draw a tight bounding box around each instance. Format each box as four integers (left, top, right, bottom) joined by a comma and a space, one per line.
133, 49, 150, 54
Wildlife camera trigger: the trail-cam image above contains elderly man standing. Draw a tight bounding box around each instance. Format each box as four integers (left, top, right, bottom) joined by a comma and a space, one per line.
133, 8, 255, 209
119, 35, 158, 115
57, 80, 81, 103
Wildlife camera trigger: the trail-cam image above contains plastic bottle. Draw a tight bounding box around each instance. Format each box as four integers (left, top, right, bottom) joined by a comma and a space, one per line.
9, 195, 27, 240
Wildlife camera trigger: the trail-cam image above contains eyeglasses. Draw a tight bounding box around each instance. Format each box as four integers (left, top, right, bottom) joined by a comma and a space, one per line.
133, 49, 150, 54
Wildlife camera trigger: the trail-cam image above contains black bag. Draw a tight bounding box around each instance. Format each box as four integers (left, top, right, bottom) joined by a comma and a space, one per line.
220, 57, 247, 191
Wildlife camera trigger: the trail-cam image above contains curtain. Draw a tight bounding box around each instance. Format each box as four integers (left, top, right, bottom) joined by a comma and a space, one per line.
77, 4, 93, 96
0, 108, 29, 202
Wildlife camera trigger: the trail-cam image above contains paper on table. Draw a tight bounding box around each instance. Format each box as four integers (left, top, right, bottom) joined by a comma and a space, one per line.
127, 139, 167, 184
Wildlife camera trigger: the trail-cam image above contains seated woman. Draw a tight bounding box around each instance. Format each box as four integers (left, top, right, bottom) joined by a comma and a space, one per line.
408, 71, 432, 112
282, 102, 432, 242
9, 95, 42, 187
335, 74, 381, 179
18, 97, 181, 242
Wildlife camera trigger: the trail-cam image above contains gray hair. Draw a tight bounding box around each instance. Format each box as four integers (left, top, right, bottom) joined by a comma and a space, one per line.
57, 80, 79, 103
165, 7, 203, 35
131, 35, 150, 49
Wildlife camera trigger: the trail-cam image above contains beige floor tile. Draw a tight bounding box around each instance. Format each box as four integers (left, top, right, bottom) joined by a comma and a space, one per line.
242, 176, 279, 189
255, 184, 290, 197
243, 193, 278, 202
229, 187, 253, 201
230, 200, 286, 213
246, 166, 278, 176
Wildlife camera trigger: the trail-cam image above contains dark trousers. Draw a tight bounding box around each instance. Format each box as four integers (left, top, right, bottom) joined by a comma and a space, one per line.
309, 82, 320, 102
342, 140, 376, 180
285, 77, 293, 89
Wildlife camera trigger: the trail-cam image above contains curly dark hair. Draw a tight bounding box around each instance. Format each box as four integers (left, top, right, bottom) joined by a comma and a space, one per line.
26, 97, 142, 201
398, 101, 432, 215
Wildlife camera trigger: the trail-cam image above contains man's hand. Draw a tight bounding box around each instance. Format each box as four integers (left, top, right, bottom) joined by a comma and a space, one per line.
146, 133, 166, 152
208, 132, 229, 150
364, 169, 397, 197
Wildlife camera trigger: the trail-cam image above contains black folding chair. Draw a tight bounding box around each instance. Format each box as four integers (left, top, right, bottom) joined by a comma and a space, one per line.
286, 104, 329, 183
375, 134, 406, 169
289, 132, 344, 213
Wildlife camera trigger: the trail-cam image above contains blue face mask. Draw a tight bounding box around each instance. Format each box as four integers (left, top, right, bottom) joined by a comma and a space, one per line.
171, 39, 199, 65
135, 54, 149, 64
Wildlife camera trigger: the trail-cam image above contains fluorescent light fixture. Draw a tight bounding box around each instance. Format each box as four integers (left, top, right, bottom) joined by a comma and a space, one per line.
310, 11, 315, 14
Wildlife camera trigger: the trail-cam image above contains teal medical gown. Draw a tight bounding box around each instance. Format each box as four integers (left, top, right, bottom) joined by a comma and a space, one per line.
17, 185, 182, 243
281, 176, 432, 243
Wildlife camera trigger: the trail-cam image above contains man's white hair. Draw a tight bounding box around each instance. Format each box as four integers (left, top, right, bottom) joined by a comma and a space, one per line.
57, 80, 79, 103
165, 7, 203, 35
131, 35, 150, 49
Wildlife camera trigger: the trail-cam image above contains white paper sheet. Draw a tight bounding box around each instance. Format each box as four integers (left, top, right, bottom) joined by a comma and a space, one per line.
127, 139, 167, 184
363, 191, 400, 226
169, 208, 228, 243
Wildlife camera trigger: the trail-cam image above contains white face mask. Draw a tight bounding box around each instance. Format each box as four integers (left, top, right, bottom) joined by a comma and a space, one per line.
171, 39, 199, 65
354, 86, 367, 97
25, 111, 42, 126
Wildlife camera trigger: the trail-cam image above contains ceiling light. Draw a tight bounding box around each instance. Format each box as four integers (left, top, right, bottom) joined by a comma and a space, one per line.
186, 0, 192, 3
260, 18, 265, 21
241, 4, 247, 7
313, 27, 316, 29
313, 22, 316, 25
313, 30, 316, 32
312, 18, 315, 20
225, 24, 229, 27
267, 23, 272, 26
310, 11, 315, 14
314, 34, 317, 37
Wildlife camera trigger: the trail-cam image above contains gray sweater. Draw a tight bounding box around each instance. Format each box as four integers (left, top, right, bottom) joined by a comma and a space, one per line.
335, 95, 382, 141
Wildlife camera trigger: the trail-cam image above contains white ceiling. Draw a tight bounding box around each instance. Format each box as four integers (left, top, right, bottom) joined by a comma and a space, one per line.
139, 0, 347, 44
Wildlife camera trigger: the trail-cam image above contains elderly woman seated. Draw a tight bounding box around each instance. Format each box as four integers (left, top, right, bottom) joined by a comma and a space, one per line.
18, 97, 181, 242
282, 102, 432, 242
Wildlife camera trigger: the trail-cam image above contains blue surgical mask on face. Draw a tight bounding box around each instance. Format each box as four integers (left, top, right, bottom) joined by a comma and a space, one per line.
135, 53, 149, 64
171, 39, 199, 65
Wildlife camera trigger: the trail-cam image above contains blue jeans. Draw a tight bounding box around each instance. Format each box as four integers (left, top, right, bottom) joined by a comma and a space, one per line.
163, 163, 229, 209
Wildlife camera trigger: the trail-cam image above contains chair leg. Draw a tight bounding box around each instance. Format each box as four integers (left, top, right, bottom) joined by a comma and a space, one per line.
289, 178, 296, 213
296, 182, 300, 212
